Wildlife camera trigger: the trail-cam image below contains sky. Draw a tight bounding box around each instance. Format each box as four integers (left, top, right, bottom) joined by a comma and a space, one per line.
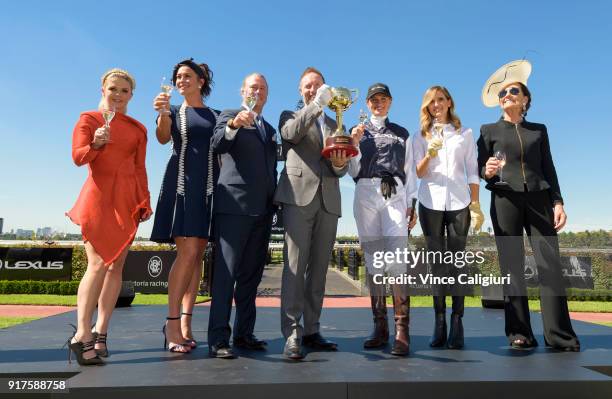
0, 0, 611, 237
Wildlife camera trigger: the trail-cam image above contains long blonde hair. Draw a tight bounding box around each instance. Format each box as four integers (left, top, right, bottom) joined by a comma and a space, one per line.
98, 68, 135, 110
419, 86, 461, 138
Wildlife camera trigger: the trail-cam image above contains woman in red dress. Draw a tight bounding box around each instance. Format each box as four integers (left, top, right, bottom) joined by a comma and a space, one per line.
66, 68, 152, 365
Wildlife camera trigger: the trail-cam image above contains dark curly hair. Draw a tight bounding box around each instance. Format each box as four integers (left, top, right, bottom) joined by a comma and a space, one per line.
172, 58, 214, 98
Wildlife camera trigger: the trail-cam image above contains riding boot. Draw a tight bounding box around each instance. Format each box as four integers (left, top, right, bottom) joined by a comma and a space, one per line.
430, 295, 447, 347
363, 295, 389, 348
390, 286, 410, 356
447, 296, 464, 349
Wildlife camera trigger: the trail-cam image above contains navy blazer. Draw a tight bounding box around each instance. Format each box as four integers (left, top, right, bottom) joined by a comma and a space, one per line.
212, 108, 278, 216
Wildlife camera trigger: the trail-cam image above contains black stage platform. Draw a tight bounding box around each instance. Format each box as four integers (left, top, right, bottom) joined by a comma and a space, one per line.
0, 305, 610, 398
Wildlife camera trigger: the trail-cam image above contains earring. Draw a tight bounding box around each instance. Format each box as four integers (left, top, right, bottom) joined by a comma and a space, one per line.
198, 86, 202, 89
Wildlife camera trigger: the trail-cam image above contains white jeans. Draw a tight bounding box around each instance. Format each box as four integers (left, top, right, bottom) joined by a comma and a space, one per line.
353, 177, 409, 291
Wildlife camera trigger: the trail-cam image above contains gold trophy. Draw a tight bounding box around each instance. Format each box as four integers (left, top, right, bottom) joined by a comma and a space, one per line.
321, 87, 359, 158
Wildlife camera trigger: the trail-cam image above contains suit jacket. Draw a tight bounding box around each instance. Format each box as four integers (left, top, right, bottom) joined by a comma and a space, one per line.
212, 108, 278, 216
274, 102, 348, 216
477, 118, 563, 203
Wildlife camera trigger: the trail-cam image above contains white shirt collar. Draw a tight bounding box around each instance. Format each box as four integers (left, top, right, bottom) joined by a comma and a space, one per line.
370, 115, 387, 130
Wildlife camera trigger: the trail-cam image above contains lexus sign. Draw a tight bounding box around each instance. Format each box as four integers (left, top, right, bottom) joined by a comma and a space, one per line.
0, 247, 72, 281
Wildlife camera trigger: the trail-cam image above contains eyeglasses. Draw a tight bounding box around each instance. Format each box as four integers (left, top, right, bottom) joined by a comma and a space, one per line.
498, 87, 521, 98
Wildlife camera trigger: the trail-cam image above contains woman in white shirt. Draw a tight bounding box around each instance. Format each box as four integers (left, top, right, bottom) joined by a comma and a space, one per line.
413, 86, 484, 349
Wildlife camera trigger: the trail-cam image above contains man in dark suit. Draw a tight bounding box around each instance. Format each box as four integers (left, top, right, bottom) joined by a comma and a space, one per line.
208, 73, 278, 358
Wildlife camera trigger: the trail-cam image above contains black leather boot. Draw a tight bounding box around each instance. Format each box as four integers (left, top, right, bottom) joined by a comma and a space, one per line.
447, 296, 464, 349
430, 296, 447, 348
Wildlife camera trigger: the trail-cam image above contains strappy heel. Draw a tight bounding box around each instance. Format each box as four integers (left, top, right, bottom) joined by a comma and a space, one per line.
64, 324, 104, 366
91, 325, 109, 358
181, 312, 197, 348
163, 317, 191, 353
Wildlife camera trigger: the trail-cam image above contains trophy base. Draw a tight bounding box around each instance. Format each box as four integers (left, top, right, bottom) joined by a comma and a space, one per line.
321, 136, 359, 158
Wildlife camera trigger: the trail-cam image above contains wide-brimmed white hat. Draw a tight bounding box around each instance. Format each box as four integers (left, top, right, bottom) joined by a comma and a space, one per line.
482, 59, 532, 107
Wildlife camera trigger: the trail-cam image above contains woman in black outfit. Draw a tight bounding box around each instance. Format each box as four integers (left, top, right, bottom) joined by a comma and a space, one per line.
477, 60, 580, 351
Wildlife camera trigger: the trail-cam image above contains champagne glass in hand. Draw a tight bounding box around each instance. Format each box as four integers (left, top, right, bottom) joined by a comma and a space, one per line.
101, 105, 115, 143
432, 117, 444, 141
494, 150, 508, 185
426, 117, 444, 157
244, 93, 258, 129
245, 93, 258, 112
359, 108, 373, 130
102, 106, 115, 128
160, 77, 173, 115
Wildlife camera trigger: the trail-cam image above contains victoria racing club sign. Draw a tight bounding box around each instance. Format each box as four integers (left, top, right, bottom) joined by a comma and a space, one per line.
148, 256, 163, 278
122, 251, 176, 294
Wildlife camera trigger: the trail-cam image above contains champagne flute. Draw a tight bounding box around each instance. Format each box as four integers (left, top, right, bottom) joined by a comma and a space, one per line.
160, 77, 173, 115
101, 105, 115, 143
102, 106, 115, 128
432, 117, 444, 141
494, 150, 508, 185
244, 92, 258, 129
245, 93, 258, 112
359, 108, 373, 130
428, 118, 444, 155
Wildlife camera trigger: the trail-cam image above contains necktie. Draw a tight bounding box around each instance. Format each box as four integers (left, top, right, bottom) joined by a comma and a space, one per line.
256, 116, 266, 142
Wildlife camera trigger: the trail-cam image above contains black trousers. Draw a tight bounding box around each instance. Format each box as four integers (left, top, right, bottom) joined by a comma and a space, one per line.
419, 204, 470, 309
208, 212, 273, 346
491, 189, 578, 348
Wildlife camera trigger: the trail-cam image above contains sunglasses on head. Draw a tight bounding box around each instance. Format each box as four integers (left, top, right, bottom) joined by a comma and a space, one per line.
498, 87, 521, 98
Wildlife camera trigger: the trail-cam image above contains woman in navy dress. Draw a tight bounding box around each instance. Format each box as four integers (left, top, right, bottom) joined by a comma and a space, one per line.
151, 58, 218, 353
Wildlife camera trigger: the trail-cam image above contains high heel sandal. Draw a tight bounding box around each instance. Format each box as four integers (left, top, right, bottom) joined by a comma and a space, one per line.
181, 312, 197, 348
64, 324, 104, 366
91, 325, 109, 358
163, 317, 191, 353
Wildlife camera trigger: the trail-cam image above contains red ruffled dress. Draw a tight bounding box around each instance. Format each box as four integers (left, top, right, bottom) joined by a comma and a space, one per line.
67, 111, 152, 265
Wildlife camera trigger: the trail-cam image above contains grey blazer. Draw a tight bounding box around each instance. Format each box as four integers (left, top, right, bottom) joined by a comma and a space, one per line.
274, 102, 348, 216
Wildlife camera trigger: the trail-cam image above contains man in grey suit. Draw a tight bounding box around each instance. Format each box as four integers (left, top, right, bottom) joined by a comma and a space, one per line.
275, 67, 355, 360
